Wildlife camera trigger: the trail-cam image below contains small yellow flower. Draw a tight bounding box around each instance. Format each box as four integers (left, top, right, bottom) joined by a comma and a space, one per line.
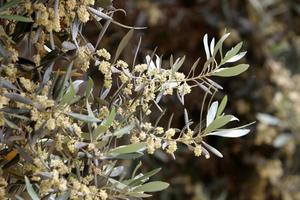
96, 48, 111, 60
77, 6, 90, 23
166, 141, 177, 154
165, 128, 175, 139
46, 118, 56, 130
99, 189, 108, 200
194, 145, 202, 157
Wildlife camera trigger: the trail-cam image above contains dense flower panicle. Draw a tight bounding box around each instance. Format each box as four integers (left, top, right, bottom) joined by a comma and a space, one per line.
0, 1, 251, 199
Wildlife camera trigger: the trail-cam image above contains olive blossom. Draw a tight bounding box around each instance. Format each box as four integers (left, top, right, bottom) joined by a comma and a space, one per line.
0, 0, 252, 199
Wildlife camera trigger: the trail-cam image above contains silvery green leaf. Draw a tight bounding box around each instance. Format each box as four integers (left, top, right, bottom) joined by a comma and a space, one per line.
206, 129, 250, 138
129, 168, 161, 186
108, 178, 127, 190
202, 141, 223, 158
113, 152, 144, 160
203, 34, 210, 59
74, 142, 88, 149
110, 166, 124, 177
155, 55, 162, 70
212, 64, 249, 77
66, 112, 101, 123
25, 176, 40, 200
3, 117, 20, 130
256, 113, 280, 125
56, 61, 73, 100
0, 14, 33, 22
85, 77, 94, 97
37, 62, 53, 94
133, 181, 169, 192
222, 42, 243, 64
207, 101, 218, 127
146, 55, 156, 70
62, 41, 76, 50
172, 56, 185, 72
112, 124, 135, 138
72, 80, 84, 94
0, 78, 19, 91
60, 82, 75, 105
86, 43, 95, 52
71, 19, 80, 47
127, 192, 152, 198
206, 78, 223, 90
210, 38, 215, 56
273, 133, 293, 148
226, 51, 247, 63
4, 93, 33, 105
88, 6, 112, 20
205, 115, 236, 133
213, 32, 230, 57
195, 82, 212, 94
201, 146, 210, 159
0, 0, 21, 12
216, 95, 227, 117
109, 143, 146, 154
114, 29, 134, 63
100, 87, 111, 99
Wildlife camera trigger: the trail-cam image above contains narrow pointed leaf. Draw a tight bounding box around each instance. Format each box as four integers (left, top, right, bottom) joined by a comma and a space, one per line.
109, 143, 146, 154
206, 101, 218, 127
25, 176, 40, 200
216, 95, 228, 117
113, 29, 134, 63
206, 129, 250, 138
66, 112, 101, 123
212, 64, 249, 77
133, 181, 169, 192
202, 141, 223, 158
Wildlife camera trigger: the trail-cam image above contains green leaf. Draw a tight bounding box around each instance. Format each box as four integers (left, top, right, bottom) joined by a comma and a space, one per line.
113, 152, 144, 160
221, 42, 243, 64
113, 29, 134, 63
94, 107, 116, 139
102, 124, 135, 139
66, 112, 101, 123
0, 0, 21, 12
205, 115, 235, 134
172, 56, 185, 73
109, 143, 146, 154
3, 117, 20, 130
216, 95, 228, 117
60, 82, 75, 105
101, 107, 116, 127
212, 64, 249, 77
213, 32, 230, 57
0, 14, 33, 22
84, 77, 94, 97
133, 181, 169, 192
127, 192, 152, 198
25, 176, 40, 200
57, 62, 73, 100
128, 168, 161, 187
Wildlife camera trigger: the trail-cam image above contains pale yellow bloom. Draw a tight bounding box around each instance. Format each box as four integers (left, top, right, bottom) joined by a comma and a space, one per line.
165, 128, 175, 139
46, 118, 56, 130
194, 145, 202, 157
166, 141, 177, 154
96, 48, 111, 60
99, 190, 108, 200
77, 6, 90, 23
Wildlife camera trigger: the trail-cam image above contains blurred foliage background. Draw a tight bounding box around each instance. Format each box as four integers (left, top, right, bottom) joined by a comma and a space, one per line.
91, 0, 300, 199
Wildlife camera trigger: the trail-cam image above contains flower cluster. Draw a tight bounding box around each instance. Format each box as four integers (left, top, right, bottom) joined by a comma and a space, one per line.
0, 1, 251, 199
